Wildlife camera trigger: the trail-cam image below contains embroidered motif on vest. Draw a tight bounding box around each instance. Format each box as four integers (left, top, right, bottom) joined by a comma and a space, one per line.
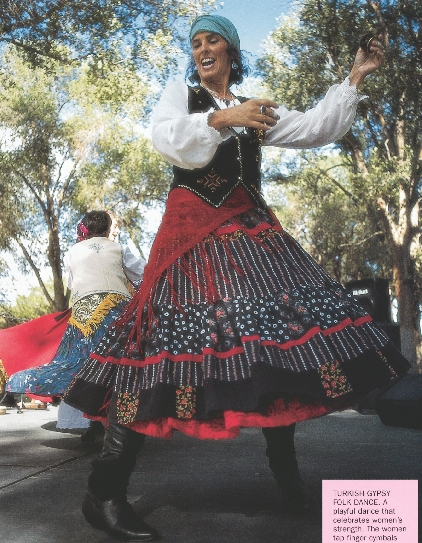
171, 86, 266, 208
197, 168, 228, 192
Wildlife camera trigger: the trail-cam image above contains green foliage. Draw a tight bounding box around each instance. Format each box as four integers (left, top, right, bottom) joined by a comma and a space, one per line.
259, 0, 422, 273
0, 282, 53, 329
0, 0, 218, 309
0, 51, 74, 277
266, 156, 391, 283
75, 131, 172, 249
259, 0, 422, 157
0, 0, 216, 74
0, 46, 172, 308
65, 58, 173, 249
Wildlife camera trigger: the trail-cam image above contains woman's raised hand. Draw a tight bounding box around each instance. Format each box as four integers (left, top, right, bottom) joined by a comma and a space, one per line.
349, 34, 385, 87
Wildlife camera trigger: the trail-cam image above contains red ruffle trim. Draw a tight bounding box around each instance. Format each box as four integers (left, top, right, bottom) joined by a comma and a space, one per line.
123, 399, 336, 440
90, 314, 373, 368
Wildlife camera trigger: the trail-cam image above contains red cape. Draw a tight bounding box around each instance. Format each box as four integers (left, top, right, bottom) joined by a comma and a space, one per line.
0, 309, 71, 400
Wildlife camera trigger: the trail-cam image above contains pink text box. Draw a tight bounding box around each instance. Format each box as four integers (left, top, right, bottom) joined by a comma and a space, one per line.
322, 479, 418, 543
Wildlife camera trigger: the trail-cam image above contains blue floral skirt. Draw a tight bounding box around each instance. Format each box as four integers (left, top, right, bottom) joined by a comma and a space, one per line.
64, 206, 410, 439
6, 293, 129, 396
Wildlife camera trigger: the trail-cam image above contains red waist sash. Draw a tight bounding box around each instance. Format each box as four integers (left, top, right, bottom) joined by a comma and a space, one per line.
115, 186, 257, 342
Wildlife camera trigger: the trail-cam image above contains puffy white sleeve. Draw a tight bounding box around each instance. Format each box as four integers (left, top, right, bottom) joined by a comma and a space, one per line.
263, 77, 365, 148
152, 77, 365, 167
121, 245, 146, 284
152, 80, 227, 169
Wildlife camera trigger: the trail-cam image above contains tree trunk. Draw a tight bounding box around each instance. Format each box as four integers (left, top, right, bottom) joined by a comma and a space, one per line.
47, 221, 68, 312
392, 245, 419, 372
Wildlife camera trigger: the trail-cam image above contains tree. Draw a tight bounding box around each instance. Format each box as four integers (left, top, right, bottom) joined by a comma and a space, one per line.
266, 155, 392, 283
74, 133, 171, 254
0, 1, 217, 320
0, 1, 215, 71
67, 65, 172, 252
258, 0, 421, 368
0, 283, 52, 329
0, 48, 171, 313
0, 51, 80, 311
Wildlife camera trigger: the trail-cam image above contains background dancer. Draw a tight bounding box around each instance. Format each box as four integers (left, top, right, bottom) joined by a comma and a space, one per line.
6, 210, 145, 439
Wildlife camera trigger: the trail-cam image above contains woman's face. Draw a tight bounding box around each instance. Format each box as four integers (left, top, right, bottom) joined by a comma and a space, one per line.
192, 32, 232, 87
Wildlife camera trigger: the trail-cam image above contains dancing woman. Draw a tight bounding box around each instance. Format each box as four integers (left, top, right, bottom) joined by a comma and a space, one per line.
64, 16, 409, 542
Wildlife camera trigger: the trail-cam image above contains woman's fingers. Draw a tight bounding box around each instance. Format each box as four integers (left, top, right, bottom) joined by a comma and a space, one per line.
214, 98, 280, 131
248, 99, 280, 127
353, 34, 385, 77
259, 104, 280, 120
258, 99, 279, 109
258, 122, 274, 131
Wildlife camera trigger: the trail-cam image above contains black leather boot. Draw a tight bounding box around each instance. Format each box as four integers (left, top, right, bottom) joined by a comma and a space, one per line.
82, 490, 159, 541
82, 423, 159, 541
262, 425, 311, 513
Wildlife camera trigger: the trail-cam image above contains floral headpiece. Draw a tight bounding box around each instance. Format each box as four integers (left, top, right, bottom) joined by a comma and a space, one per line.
77, 222, 89, 242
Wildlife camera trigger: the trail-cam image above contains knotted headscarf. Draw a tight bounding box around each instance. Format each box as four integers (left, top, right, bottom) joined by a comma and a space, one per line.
189, 15, 240, 53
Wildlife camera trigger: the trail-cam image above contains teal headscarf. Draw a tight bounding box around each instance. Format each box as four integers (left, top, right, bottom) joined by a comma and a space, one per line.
189, 15, 240, 53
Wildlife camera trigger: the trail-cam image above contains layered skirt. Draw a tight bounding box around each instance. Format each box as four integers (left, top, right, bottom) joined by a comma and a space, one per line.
64, 188, 410, 439
6, 293, 129, 396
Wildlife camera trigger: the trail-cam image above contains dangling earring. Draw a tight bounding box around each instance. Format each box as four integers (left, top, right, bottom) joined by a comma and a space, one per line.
232, 61, 238, 70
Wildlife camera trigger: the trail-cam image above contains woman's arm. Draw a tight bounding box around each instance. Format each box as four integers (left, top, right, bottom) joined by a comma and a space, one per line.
152, 80, 226, 169
264, 37, 384, 148
152, 40, 384, 162
121, 245, 146, 284
263, 77, 364, 148
153, 79, 362, 152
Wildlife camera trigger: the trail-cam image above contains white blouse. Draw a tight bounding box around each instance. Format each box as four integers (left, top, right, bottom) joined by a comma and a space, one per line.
152, 78, 364, 170
121, 245, 146, 285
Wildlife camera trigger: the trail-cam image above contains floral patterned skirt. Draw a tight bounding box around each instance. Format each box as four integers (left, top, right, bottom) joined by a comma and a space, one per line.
6, 293, 129, 396
64, 206, 409, 439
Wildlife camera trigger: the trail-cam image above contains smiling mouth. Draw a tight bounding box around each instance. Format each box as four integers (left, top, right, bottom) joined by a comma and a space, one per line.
201, 57, 215, 67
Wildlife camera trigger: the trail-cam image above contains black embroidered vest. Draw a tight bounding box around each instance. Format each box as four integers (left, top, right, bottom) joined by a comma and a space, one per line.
171, 86, 266, 208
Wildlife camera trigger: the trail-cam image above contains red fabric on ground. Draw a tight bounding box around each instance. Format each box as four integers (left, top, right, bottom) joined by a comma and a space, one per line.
0, 309, 71, 396
25, 394, 60, 403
